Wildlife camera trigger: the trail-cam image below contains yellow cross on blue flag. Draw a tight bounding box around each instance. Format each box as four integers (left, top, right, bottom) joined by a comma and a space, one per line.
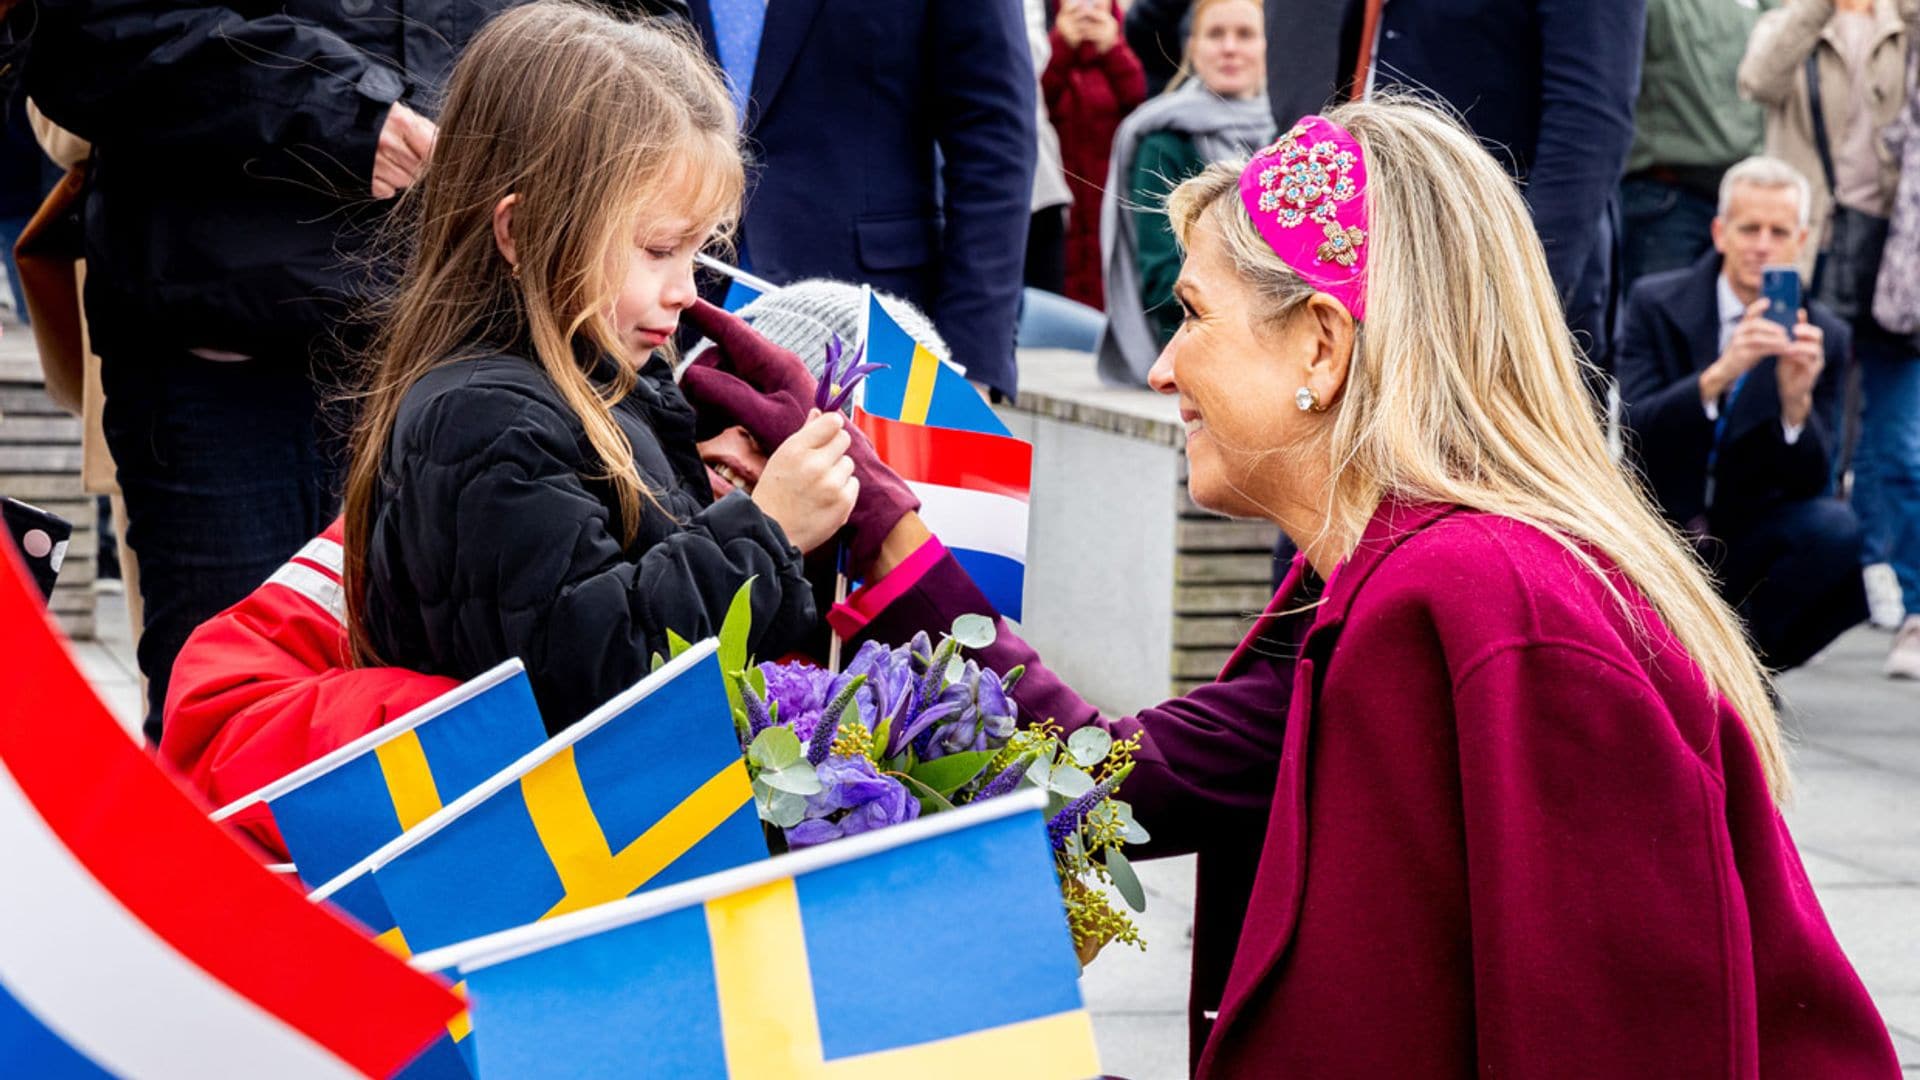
211, 659, 547, 890
410, 790, 1101, 1079
311, 641, 766, 957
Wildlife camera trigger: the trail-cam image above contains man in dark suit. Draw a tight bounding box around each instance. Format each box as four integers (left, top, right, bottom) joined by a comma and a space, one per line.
1261, 0, 1645, 381
1618, 156, 1866, 672
687, 0, 1035, 397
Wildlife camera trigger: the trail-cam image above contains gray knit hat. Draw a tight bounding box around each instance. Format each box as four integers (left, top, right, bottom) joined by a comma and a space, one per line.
689, 278, 950, 380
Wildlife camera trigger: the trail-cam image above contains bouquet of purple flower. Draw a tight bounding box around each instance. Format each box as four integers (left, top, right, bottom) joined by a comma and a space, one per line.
722, 610, 1150, 963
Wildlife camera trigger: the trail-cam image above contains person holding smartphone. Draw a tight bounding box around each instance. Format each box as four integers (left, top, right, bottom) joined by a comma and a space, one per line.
1618, 155, 1867, 672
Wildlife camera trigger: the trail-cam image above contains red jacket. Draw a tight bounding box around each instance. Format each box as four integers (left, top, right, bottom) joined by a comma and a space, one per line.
1042, 10, 1145, 309
854, 504, 1897, 1076
159, 518, 459, 859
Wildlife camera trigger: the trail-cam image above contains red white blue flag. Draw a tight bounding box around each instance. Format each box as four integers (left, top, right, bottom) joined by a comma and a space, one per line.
0, 537, 462, 1078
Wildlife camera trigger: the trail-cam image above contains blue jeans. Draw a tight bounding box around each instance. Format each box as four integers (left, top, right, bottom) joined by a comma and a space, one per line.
0, 216, 28, 324
1852, 335, 1920, 612
1017, 287, 1106, 354
1620, 176, 1718, 291
101, 346, 344, 743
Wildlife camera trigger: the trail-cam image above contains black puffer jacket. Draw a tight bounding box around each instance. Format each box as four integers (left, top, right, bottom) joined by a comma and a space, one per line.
361, 346, 815, 732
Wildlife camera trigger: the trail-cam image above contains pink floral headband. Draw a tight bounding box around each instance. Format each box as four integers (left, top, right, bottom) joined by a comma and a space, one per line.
1239, 115, 1369, 322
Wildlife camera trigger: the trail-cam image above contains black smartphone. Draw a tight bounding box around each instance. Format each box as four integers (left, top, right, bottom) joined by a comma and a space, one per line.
1760, 266, 1800, 335
2, 496, 73, 603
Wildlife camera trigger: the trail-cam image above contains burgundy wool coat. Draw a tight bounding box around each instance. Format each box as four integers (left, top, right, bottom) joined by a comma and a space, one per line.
853, 501, 1897, 1077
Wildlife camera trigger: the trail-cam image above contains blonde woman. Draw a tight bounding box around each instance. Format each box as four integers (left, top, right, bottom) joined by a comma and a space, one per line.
694, 99, 1899, 1075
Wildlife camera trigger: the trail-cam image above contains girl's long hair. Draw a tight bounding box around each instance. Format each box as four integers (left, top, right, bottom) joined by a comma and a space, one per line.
1167, 98, 1792, 801
341, 2, 742, 665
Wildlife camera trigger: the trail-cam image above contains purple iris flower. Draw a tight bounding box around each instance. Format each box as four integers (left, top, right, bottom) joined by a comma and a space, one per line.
814, 335, 884, 414
922, 661, 1019, 759
785, 756, 920, 848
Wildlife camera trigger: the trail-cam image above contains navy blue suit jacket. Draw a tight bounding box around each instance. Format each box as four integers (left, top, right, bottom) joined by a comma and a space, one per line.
1617, 253, 1848, 534
687, 0, 1036, 395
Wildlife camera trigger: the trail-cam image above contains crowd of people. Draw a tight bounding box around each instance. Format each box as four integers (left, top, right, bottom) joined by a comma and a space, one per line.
0, 0, 1915, 1075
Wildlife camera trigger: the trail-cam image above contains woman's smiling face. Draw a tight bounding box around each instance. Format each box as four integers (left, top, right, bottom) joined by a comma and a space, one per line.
1148, 216, 1321, 521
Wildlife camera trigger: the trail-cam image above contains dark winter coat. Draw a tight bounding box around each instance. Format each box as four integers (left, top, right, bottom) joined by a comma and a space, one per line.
1617, 252, 1849, 535
361, 346, 815, 732
1042, 7, 1146, 310
854, 502, 1896, 1077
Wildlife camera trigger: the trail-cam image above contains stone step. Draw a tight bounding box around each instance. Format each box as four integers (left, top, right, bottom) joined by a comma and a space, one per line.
0, 415, 84, 444
1176, 552, 1274, 585
1172, 615, 1257, 648
1171, 648, 1234, 680
0, 472, 94, 501
1173, 583, 1273, 615
0, 386, 67, 418
0, 444, 85, 474
1176, 518, 1279, 552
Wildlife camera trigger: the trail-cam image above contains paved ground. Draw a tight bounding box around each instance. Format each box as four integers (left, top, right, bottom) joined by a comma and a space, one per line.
1075, 626, 1920, 1077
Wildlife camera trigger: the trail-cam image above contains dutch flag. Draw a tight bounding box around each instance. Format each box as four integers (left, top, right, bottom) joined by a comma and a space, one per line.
0, 540, 461, 1078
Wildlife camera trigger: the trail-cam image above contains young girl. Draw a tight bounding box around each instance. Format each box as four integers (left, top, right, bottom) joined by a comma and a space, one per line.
342, 3, 856, 732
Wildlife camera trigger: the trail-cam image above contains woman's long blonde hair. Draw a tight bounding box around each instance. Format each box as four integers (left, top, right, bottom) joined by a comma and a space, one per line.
1168, 98, 1791, 801
341, 2, 743, 665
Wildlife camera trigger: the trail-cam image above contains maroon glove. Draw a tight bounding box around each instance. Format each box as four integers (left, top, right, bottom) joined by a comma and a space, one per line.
679, 300, 919, 575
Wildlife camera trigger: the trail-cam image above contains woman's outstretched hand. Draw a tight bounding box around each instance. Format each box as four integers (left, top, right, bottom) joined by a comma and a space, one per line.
751, 410, 857, 553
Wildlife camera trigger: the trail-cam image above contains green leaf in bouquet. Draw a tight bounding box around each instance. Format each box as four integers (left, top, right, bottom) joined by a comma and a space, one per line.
1067, 727, 1113, 768
950, 613, 996, 650
999, 664, 1026, 692
765, 789, 808, 828
748, 725, 803, 771
1115, 800, 1151, 845
907, 749, 996, 797
747, 665, 768, 700
1045, 790, 1073, 819
1106, 849, 1147, 913
759, 762, 823, 796
868, 714, 892, 765
943, 655, 966, 688
890, 770, 956, 816
718, 578, 757, 712
666, 628, 694, 659
1048, 763, 1096, 799
650, 652, 667, 673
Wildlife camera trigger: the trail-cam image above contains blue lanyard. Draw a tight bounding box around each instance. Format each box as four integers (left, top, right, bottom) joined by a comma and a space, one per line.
1703, 370, 1752, 511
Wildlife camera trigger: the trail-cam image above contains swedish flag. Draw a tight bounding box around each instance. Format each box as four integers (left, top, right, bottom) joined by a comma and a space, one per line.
413, 791, 1101, 1079
213, 659, 548, 888
858, 290, 1011, 437
314, 641, 765, 957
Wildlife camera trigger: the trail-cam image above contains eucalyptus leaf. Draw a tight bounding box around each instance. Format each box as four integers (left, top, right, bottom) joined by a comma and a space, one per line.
950, 613, 996, 650
907, 749, 996, 797
1116, 801, 1151, 845
1045, 791, 1072, 819
759, 763, 823, 795
1048, 763, 1096, 799
748, 725, 803, 771
944, 655, 966, 687
1106, 848, 1147, 912
766, 790, 808, 828
1024, 753, 1053, 788
1067, 727, 1113, 768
